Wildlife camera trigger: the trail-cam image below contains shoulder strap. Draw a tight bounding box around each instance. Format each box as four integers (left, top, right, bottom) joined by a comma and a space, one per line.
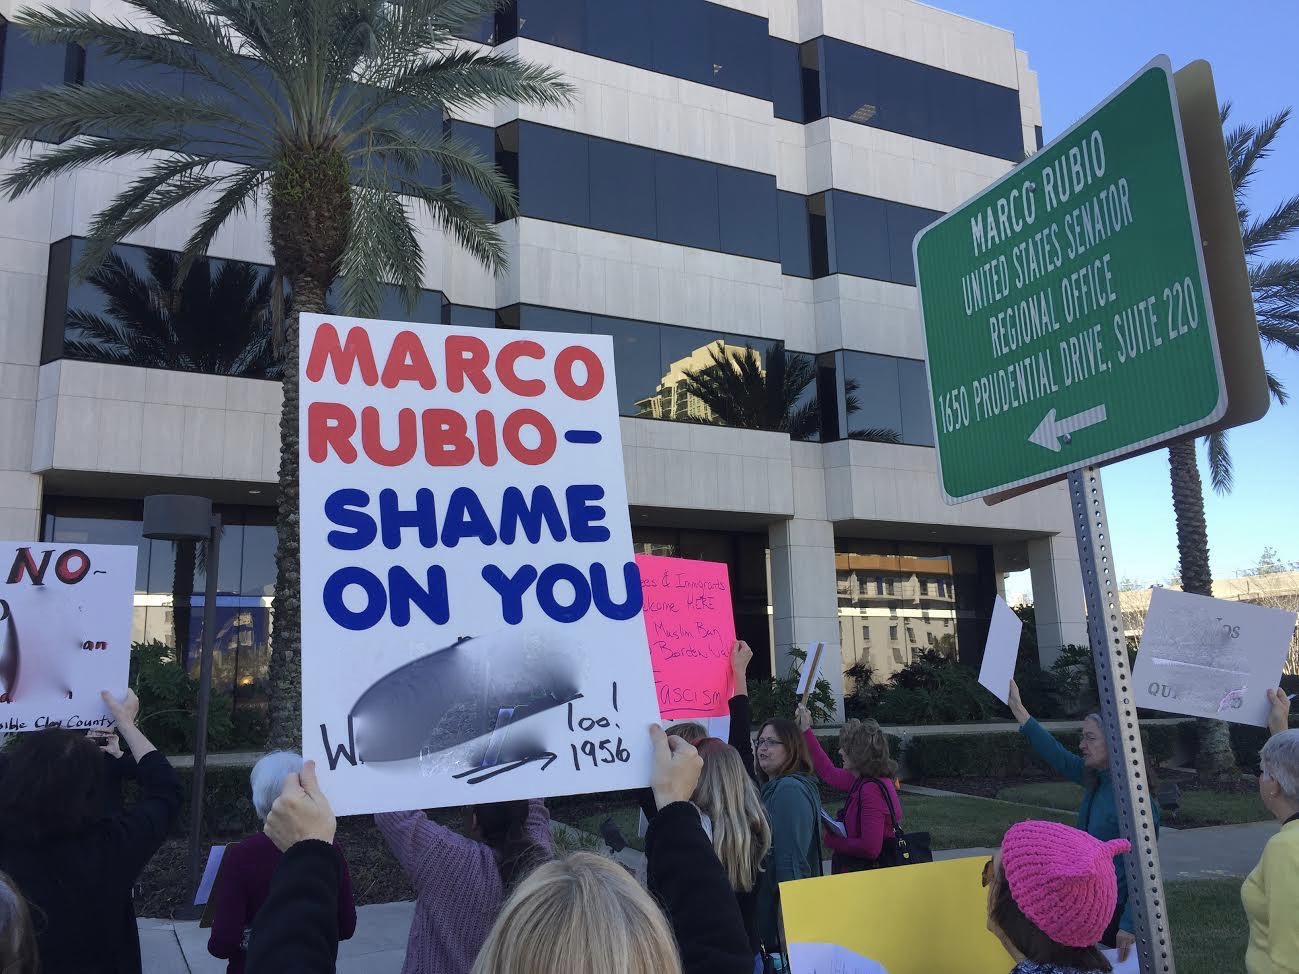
867, 777, 905, 838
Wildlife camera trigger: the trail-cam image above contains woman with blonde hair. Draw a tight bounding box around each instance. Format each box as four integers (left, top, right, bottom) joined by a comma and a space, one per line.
694, 739, 772, 961
795, 705, 903, 873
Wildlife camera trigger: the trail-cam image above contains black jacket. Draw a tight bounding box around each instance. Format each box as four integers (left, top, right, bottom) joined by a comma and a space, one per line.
246, 840, 342, 974
646, 801, 754, 974
0, 750, 181, 974
637, 693, 755, 821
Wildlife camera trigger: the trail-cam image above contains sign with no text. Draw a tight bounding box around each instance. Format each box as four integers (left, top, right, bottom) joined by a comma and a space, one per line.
915, 57, 1232, 503
298, 314, 661, 816
636, 554, 734, 719
0, 542, 134, 732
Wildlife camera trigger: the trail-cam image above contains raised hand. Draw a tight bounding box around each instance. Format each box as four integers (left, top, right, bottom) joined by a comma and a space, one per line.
795, 705, 812, 733
1266, 687, 1292, 737
1007, 680, 1030, 725
264, 760, 337, 851
650, 724, 703, 810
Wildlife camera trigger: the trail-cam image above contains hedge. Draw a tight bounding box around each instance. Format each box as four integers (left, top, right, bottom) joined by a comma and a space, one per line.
902, 721, 1188, 779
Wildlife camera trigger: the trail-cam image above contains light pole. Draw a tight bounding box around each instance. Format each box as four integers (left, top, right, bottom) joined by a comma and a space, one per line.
142, 493, 221, 916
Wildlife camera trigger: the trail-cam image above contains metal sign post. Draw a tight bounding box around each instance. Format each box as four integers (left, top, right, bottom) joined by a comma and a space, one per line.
1069, 468, 1171, 972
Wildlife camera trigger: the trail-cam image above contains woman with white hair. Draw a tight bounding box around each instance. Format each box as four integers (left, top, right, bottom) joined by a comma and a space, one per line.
208, 751, 356, 973
1243, 688, 1299, 974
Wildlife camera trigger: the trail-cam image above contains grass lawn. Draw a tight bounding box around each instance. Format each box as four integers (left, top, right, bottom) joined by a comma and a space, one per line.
1168, 879, 1249, 973
996, 781, 1269, 828
575, 804, 646, 852
902, 794, 1073, 849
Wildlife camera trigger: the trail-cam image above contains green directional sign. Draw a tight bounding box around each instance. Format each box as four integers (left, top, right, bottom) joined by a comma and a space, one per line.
914, 57, 1227, 503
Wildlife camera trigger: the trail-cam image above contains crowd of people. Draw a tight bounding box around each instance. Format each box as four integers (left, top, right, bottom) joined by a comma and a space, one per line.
0, 649, 1294, 974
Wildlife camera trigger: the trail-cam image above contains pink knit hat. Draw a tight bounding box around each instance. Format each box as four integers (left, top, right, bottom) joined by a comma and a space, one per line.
1001, 820, 1131, 948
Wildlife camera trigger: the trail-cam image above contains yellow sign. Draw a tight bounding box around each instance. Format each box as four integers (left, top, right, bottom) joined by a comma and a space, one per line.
781, 857, 1011, 973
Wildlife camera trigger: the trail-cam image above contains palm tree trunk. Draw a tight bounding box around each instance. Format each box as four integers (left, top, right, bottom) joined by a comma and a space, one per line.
266, 278, 324, 751
171, 540, 196, 671
1167, 438, 1234, 774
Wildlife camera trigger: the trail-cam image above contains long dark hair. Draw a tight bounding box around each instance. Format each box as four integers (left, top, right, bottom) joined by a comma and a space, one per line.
991, 862, 1111, 972
473, 801, 550, 893
0, 729, 107, 841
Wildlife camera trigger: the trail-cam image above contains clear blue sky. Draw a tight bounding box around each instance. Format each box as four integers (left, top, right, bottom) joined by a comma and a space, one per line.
939, 0, 1299, 588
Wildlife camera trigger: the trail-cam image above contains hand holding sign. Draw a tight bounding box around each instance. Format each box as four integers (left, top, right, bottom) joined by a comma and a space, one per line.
649, 724, 703, 810
1268, 687, 1292, 736
265, 760, 337, 851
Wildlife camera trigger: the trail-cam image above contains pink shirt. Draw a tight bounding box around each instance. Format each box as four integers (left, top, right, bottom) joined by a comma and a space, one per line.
803, 728, 902, 863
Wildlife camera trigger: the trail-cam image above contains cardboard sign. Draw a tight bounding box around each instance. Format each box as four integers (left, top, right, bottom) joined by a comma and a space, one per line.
0, 543, 134, 732
297, 314, 660, 816
636, 554, 734, 719
977, 596, 1023, 705
782, 857, 1011, 973
1131, 587, 1296, 726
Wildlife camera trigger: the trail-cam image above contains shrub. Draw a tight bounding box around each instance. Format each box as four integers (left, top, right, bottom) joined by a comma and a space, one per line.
747, 645, 837, 725
130, 641, 235, 755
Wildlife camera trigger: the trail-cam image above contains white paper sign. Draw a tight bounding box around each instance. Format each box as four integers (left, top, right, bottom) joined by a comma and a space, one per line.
0, 542, 134, 732
1100, 948, 1139, 974
796, 642, 825, 696
298, 314, 661, 816
1131, 588, 1297, 726
789, 942, 888, 974
978, 596, 1023, 704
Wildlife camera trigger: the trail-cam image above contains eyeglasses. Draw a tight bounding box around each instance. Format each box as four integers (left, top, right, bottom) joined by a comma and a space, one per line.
756, 737, 784, 750
981, 858, 994, 888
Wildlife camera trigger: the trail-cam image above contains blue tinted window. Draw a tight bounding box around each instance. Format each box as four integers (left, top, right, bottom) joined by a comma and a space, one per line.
589, 137, 657, 238
0, 17, 70, 97
841, 352, 902, 442
777, 192, 811, 278
897, 358, 934, 446
885, 203, 939, 286
518, 0, 585, 50
519, 305, 592, 333
1035, 126, 1044, 150
518, 123, 589, 225
585, 0, 653, 71
447, 120, 498, 219
654, 153, 719, 251
651, 0, 710, 85
827, 191, 889, 280
595, 315, 664, 416
970, 81, 1022, 159
718, 167, 779, 261
770, 38, 802, 121
443, 303, 497, 328
706, 3, 770, 100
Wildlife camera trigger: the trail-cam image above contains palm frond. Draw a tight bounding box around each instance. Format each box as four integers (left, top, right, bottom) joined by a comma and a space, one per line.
360, 126, 517, 217
398, 177, 508, 272
1266, 367, 1288, 405
1241, 194, 1299, 257
338, 182, 424, 317
1204, 429, 1232, 494
380, 49, 573, 117
0, 135, 199, 197
176, 167, 270, 282
15, 6, 213, 74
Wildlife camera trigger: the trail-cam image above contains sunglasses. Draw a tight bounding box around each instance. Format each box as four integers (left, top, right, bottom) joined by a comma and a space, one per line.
756, 737, 784, 750
982, 858, 994, 888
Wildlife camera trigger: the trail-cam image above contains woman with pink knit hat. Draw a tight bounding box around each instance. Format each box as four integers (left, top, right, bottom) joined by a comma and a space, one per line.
984, 819, 1131, 974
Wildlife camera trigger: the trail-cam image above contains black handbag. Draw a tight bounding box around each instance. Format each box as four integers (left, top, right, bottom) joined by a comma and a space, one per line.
869, 777, 932, 868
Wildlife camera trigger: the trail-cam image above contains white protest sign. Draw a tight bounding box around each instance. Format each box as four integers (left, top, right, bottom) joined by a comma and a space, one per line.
1131, 588, 1297, 727
795, 642, 825, 700
0, 542, 134, 732
977, 596, 1023, 705
298, 314, 660, 816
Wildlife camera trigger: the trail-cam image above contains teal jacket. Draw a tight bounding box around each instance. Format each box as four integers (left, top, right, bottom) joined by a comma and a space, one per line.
756, 772, 822, 947
1019, 718, 1160, 936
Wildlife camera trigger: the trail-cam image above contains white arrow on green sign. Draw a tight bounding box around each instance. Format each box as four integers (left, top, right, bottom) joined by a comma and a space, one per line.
914, 56, 1231, 504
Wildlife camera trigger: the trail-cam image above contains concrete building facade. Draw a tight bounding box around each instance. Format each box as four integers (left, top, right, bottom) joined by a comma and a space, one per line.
0, 0, 1086, 724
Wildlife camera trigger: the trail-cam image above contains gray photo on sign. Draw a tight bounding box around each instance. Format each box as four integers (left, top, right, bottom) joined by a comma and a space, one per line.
1130, 588, 1297, 727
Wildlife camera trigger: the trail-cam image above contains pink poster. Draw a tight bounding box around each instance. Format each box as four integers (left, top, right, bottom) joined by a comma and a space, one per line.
636, 554, 736, 719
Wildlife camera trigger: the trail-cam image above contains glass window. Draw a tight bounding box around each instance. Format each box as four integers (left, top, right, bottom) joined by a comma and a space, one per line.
653, 324, 725, 423
785, 350, 821, 441
971, 80, 1023, 160
770, 38, 803, 122
518, 123, 589, 226
777, 191, 811, 278
447, 120, 499, 220
650, 0, 710, 86
585, 0, 653, 71
518, 305, 592, 334
43, 507, 149, 593
1035, 126, 1044, 151
897, 357, 934, 446
455, 10, 498, 45
705, 3, 770, 100
717, 167, 779, 262
371, 285, 445, 325
889, 624, 898, 640
518, 0, 586, 51
593, 315, 662, 416
654, 152, 720, 251
193, 520, 245, 596
443, 303, 497, 328
588, 137, 657, 239
841, 351, 902, 442
827, 191, 889, 281
240, 522, 277, 597
0, 17, 70, 98
886, 202, 939, 287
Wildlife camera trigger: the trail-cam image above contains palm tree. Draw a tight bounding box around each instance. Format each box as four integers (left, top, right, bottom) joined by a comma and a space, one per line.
1171, 105, 1299, 773
0, 0, 571, 749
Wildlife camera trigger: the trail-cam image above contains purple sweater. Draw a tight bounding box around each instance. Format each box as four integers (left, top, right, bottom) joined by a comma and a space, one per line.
375, 800, 553, 974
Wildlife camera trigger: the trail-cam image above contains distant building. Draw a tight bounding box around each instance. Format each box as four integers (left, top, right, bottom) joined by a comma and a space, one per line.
635, 340, 761, 422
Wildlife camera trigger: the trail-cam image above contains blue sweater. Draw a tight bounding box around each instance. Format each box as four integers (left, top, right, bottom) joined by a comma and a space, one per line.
1019, 718, 1160, 935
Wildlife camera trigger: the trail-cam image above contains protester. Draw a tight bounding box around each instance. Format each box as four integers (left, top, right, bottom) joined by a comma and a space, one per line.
985, 820, 1129, 973
692, 738, 772, 963
1007, 679, 1157, 959
753, 717, 822, 956
207, 751, 356, 972
0, 689, 181, 974
247, 729, 752, 974
0, 870, 38, 974
87, 727, 137, 814
795, 704, 902, 872
1242, 688, 1299, 974
375, 790, 553, 973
